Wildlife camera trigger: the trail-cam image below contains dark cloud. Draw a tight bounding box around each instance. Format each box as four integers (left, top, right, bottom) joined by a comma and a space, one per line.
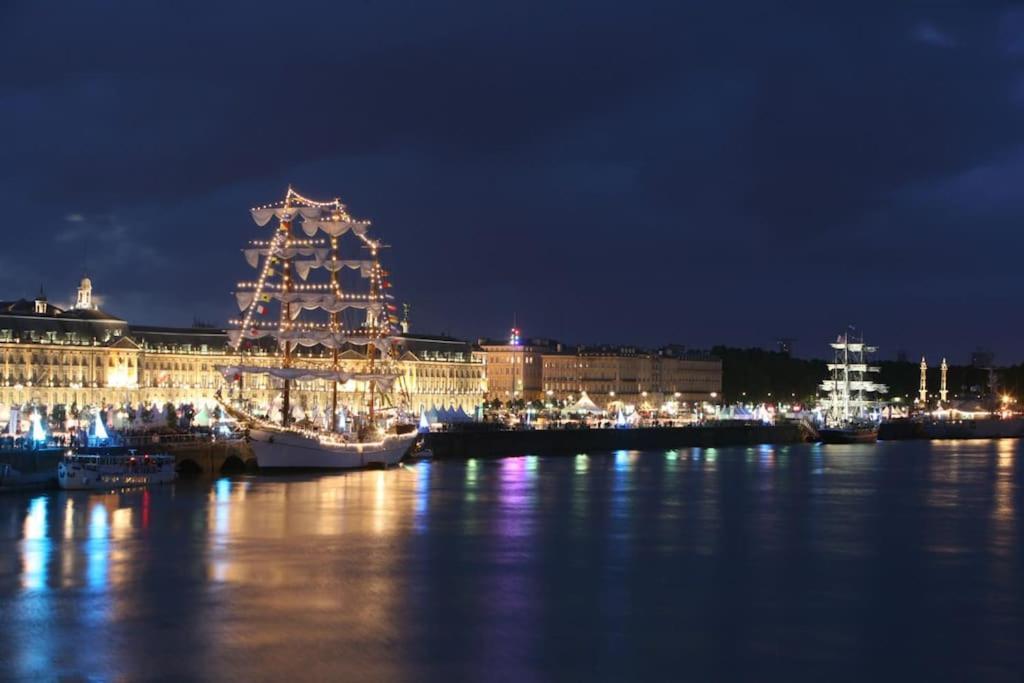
2, 1, 1023, 361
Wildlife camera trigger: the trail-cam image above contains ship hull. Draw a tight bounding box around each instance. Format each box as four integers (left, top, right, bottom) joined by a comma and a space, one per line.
819, 427, 878, 444
250, 429, 415, 470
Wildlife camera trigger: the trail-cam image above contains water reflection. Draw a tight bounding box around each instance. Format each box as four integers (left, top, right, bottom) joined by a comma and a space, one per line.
0, 443, 1021, 680
21, 496, 49, 592
87, 503, 108, 590
413, 461, 431, 534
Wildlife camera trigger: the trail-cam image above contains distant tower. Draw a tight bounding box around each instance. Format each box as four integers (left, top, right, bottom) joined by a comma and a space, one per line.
401, 303, 410, 334
919, 356, 928, 404
940, 358, 949, 404
75, 276, 94, 310
777, 337, 795, 356
34, 286, 47, 314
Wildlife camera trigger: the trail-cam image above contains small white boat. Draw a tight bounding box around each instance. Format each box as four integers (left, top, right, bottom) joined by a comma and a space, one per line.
250, 428, 416, 470
57, 451, 177, 490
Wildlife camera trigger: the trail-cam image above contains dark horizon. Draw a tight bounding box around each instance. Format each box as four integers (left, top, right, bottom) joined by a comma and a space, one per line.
4, 3, 1023, 361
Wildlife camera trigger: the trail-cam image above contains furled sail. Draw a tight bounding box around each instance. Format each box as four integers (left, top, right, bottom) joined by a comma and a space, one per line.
294, 258, 374, 280
244, 247, 330, 268
216, 364, 397, 386
250, 206, 322, 226
300, 217, 371, 238
228, 328, 393, 352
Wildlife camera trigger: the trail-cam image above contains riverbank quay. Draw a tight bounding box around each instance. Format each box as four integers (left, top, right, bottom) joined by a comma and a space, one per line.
423, 422, 810, 459
0, 441, 254, 492
879, 420, 926, 440
0, 448, 64, 491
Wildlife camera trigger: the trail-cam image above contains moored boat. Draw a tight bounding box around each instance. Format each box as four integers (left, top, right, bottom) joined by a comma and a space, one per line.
57, 450, 177, 490
217, 187, 414, 471
818, 331, 886, 444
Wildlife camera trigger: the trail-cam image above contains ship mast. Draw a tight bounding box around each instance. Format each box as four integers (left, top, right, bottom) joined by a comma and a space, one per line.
223, 186, 401, 436
367, 241, 379, 426
329, 229, 341, 431
280, 192, 294, 427
821, 329, 887, 426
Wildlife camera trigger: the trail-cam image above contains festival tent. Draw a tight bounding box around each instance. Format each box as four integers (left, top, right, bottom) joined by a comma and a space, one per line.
194, 406, 211, 427
30, 412, 46, 442
567, 391, 604, 415
439, 405, 472, 423
93, 413, 109, 441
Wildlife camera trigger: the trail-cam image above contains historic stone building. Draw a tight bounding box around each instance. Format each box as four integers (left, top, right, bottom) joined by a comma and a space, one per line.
0, 281, 718, 418
0, 279, 485, 414
481, 332, 722, 408
477, 331, 549, 402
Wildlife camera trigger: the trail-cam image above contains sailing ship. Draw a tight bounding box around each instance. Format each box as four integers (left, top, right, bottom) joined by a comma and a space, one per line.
217, 187, 416, 469
818, 331, 887, 444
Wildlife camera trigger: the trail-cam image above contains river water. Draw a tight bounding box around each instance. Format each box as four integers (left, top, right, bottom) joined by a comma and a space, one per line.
0, 440, 1022, 681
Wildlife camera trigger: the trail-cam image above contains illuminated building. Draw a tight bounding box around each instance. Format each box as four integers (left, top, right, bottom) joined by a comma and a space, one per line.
480, 330, 721, 407
0, 278, 484, 413
478, 332, 547, 401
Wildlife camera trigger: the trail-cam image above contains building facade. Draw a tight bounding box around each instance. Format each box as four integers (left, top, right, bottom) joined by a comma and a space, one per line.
478, 331, 549, 402
481, 333, 722, 408
0, 281, 719, 418
0, 279, 485, 415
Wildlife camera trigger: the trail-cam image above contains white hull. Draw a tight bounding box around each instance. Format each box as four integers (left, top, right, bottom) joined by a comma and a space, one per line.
58, 456, 177, 490
251, 429, 416, 469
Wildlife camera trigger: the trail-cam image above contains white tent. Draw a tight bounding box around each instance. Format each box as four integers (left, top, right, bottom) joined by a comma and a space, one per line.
568, 391, 604, 415
194, 406, 211, 427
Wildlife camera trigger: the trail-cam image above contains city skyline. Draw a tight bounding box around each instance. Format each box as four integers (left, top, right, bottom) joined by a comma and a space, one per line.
4, 3, 1024, 361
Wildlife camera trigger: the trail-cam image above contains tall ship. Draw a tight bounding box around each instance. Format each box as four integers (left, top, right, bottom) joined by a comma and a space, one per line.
217, 187, 416, 469
818, 331, 887, 444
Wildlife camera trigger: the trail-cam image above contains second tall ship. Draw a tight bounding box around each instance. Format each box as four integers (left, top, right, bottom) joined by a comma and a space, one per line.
818, 331, 887, 444
217, 188, 416, 470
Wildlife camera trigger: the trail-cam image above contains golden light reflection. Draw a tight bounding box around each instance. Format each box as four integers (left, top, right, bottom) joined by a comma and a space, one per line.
993, 439, 1015, 523
373, 471, 387, 535
63, 497, 75, 539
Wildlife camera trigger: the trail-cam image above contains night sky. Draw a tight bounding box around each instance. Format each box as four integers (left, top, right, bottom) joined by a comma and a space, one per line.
4, 3, 1022, 362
